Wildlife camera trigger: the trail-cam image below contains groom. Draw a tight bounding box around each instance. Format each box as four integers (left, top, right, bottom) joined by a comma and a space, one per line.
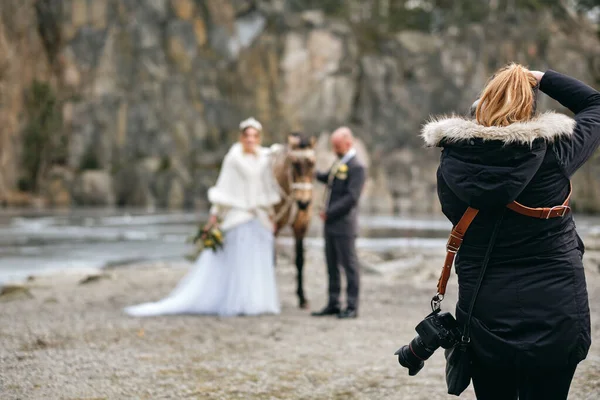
312, 127, 366, 319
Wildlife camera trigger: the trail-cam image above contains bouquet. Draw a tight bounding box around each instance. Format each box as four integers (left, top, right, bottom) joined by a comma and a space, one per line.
185, 220, 224, 261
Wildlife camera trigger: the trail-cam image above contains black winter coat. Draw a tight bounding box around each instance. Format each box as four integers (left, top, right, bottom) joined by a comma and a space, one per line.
421, 70, 600, 370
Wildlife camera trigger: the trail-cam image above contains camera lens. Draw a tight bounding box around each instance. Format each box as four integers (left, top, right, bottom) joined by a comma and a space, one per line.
396, 345, 424, 376
394, 336, 435, 376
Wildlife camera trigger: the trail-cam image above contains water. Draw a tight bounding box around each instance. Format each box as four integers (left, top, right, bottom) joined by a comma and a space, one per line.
0, 208, 599, 284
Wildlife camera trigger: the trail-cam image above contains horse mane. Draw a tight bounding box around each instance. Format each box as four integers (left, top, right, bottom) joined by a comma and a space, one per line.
289, 132, 312, 149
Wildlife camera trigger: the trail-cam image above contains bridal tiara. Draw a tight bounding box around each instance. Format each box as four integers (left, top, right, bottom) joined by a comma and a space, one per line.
239, 117, 263, 132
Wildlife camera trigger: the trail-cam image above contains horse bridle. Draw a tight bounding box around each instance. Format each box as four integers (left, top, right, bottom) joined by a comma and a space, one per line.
288, 148, 315, 192
272, 147, 316, 224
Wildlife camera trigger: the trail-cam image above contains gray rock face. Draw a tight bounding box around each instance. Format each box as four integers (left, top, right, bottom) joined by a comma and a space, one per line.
72, 171, 115, 206
2, 1, 600, 212
40, 166, 74, 207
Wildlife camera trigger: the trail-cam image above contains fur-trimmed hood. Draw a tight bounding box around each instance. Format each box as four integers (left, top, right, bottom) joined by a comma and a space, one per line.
427, 112, 577, 211
421, 112, 575, 147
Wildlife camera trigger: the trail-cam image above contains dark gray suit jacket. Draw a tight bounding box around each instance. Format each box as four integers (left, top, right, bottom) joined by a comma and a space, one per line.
316, 156, 366, 236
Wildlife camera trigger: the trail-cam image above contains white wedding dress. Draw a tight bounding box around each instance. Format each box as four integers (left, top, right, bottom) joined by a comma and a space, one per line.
123, 219, 279, 317
124, 142, 282, 317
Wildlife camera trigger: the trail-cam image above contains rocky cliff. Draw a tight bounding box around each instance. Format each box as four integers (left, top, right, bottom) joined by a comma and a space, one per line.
1, 0, 600, 213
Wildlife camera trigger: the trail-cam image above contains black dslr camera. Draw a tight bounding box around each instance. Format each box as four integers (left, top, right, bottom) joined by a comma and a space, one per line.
394, 309, 461, 376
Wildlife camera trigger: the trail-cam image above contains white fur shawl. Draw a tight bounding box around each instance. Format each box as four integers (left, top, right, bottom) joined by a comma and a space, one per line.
208, 143, 281, 211
420, 112, 576, 147
207, 143, 282, 231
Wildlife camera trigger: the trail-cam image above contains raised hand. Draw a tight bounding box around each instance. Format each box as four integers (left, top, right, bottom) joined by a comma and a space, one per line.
530, 70, 544, 84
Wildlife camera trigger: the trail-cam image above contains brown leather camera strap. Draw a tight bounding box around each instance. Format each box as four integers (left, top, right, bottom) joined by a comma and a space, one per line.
436, 182, 572, 297
507, 182, 572, 219
437, 207, 479, 296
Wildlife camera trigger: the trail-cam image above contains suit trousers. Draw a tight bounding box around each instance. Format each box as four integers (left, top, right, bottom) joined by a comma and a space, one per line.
324, 233, 359, 310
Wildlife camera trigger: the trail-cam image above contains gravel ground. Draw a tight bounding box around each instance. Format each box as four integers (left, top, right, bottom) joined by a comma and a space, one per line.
1, 247, 599, 400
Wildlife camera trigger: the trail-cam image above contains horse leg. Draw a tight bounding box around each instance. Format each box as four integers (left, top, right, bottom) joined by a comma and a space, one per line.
295, 236, 308, 309
273, 224, 282, 268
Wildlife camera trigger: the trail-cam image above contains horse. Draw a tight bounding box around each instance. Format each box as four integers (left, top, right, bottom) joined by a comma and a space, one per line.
271, 133, 317, 309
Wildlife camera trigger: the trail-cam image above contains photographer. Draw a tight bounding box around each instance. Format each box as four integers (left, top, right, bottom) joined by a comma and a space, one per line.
415, 64, 600, 399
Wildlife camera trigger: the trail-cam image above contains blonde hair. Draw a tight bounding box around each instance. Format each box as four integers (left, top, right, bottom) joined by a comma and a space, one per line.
476, 63, 538, 127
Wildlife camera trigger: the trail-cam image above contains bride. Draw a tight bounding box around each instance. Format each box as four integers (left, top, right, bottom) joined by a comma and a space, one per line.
124, 117, 283, 317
